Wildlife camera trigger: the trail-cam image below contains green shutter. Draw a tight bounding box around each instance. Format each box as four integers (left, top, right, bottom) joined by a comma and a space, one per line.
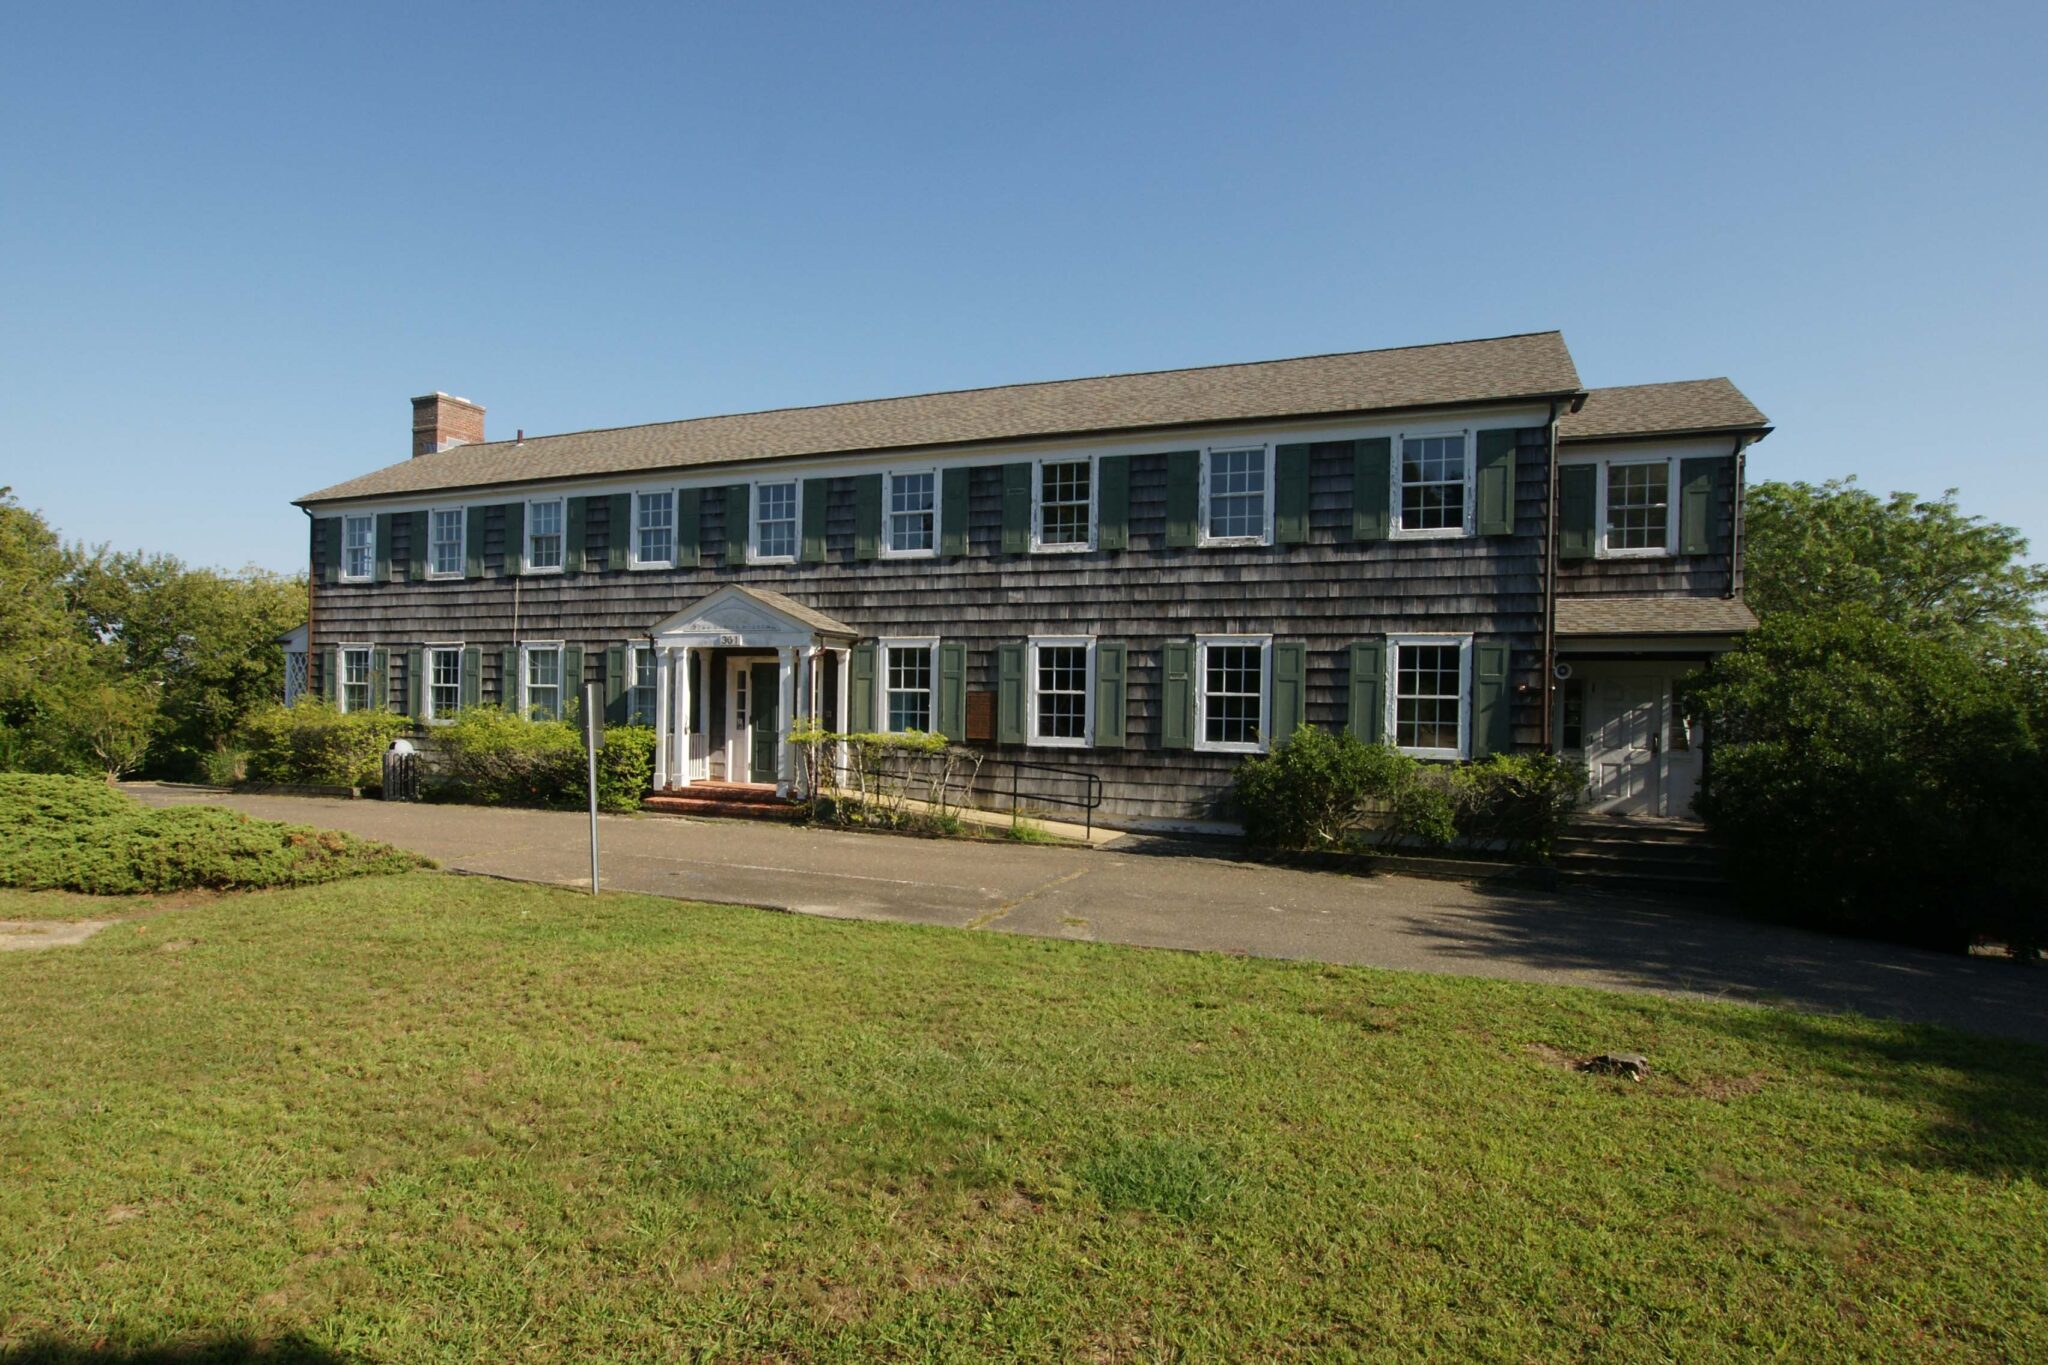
724, 485, 749, 566
1275, 445, 1312, 545
1679, 456, 1727, 556
1347, 641, 1385, 743
374, 513, 394, 583
605, 646, 628, 725
1476, 429, 1518, 536
370, 648, 389, 712
406, 648, 424, 717
606, 494, 631, 571
941, 468, 970, 558
1353, 438, 1391, 541
500, 648, 520, 712
503, 501, 525, 577
1473, 641, 1511, 757
1559, 464, 1598, 561
802, 478, 829, 563
996, 642, 1026, 744
565, 497, 586, 574
848, 643, 877, 731
322, 646, 339, 702
1097, 456, 1130, 551
1165, 451, 1200, 548
1094, 641, 1127, 747
460, 647, 480, 710
562, 647, 583, 721
409, 510, 429, 581
467, 506, 488, 578
317, 517, 341, 585
1161, 641, 1194, 748
853, 475, 883, 562
676, 487, 700, 568
937, 641, 967, 741
1271, 642, 1306, 744
1001, 463, 1031, 554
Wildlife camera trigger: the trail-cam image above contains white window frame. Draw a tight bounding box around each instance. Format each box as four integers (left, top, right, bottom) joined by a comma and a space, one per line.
1031, 456, 1097, 553
340, 515, 375, 583
625, 643, 660, 728
630, 489, 676, 570
337, 645, 374, 714
1198, 446, 1275, 548
427, 506, 466, 579
421, 644, 464, 723
518, 642, 566, 722
1193, 634, 1271, 754
1385, 633, 1473, 761
523, 497, 566, 575
875, 636, 939, 733
1390, 428, 1476, 541
881, 470, 940, 559
1025, 636, 1095, 748
749, 478, 802, 565
1593, 456, 1681, 559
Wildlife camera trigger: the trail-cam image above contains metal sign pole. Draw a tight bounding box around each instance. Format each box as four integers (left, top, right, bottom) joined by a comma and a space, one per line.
585, 681, 602, 897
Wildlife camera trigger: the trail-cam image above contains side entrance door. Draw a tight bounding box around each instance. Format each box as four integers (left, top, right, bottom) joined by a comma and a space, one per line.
1586, 674, 1663, 815
748, 660, 780, 786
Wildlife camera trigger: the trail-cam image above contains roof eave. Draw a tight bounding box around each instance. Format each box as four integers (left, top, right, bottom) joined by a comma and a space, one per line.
1559, 422, 1773, 446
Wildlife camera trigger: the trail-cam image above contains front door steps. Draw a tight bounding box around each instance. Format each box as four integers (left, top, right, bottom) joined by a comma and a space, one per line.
642, 781, 804, 822
1552, 818, 1730, 898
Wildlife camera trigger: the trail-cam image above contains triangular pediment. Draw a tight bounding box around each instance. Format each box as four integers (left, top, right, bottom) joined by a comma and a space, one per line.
647, 584, 857, 645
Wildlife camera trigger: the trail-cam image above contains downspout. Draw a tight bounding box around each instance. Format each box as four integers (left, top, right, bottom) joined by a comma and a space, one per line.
1540, 398, 1566, 753
1728, 434, 1750, 600
301, 506, 318, 698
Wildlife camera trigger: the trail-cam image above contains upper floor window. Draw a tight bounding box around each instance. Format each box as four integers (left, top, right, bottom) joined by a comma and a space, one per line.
1035, 459, 1093, 551
627, 646, 658, 727
429, 508, 465, 577
526, 498, 564, 572
522, 644, 564, 721
1195, 636, 1269, 753
1388, 634, 1471, 760
753, 481, 798, 562
885, 472, 937, 556
1029, 637, 1092, 746
1604, 459, 1675, 555
424, 646, 462, 721
1202, 448, 1270, 544
339, 646, 373, 713
1396, 433, 1469, 536
341, 515, 374, 581
879, 639, 937, 732
634, 491, 674, 567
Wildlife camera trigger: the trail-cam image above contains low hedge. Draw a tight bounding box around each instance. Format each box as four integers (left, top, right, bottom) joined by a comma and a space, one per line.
0, 773, 429, 895
430, 708, 654, 813
241, 700, 410, 790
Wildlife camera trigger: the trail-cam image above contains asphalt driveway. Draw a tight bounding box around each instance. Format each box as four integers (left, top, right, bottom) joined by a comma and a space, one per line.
126, 784, 2048, 1045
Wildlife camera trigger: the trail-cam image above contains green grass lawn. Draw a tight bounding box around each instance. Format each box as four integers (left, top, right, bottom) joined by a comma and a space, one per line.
2, 872, 2043, 1363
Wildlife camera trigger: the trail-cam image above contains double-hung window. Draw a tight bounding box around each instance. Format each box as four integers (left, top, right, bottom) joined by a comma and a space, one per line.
1395, 432, 1471, 536
341, 515, 374, 581
753, 481, 798, 562
884, 472, 937, 556
526, 498, 564, 572
424, 646, 462, 721
1602, 459, 1676, 555
1387, 634, 1472, 760
429, 508, 465, 577
627, 646, 658, 726
1202, 448, 1271, 544
1194, 636, 1269, 753
522, 644, 564, 721
338, 646, 373, 713
1035, 459, 1093, 551
1028, 637, 1092, 746
634, 491, 675, 567
879, 638, 937, 733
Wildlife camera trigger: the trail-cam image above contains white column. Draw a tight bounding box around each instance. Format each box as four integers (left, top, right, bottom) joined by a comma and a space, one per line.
673, 646, 693, 789
776, 645, 797, 798
833, 646, 852, 791
793, 646, 814, 799
652, 648, 672, 789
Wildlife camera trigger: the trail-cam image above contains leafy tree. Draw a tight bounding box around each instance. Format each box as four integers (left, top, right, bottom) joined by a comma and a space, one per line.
0, 489, 97, 771
66, 677, 161, 781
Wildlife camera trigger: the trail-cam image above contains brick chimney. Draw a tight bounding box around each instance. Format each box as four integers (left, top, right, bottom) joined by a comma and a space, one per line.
411, 392, 485, 457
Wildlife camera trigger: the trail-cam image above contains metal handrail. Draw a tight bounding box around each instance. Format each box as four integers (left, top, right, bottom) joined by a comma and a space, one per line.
822, 749, 1104, 835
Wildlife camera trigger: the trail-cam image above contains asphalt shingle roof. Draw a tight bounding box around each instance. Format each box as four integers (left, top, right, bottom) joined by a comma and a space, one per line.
300, 331, 1584, 504
1556, 595, 1759, 637
1558, 379, 1769, 442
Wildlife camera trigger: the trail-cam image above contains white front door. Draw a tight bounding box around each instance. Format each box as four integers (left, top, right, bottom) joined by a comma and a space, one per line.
1586, 675, 1663, 815
723, 655, 777, 784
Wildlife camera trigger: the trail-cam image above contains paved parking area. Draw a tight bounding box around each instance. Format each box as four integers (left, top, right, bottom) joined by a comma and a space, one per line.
126, 784, 2048, 1044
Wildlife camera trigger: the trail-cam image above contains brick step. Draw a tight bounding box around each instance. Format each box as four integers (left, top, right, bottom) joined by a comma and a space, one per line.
1553, 840, 1723, 868
642, 792, 806, 822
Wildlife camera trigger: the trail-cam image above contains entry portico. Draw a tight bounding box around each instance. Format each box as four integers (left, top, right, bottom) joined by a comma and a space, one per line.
644, 584, 858, 798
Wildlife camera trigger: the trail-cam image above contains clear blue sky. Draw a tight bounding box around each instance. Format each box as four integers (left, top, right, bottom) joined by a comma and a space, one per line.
4, 1, 2043, 574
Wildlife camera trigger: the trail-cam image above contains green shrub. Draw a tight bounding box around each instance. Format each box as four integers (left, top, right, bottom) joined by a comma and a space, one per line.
200, 747, 248, 786
431, 706, 582, 807
0, 773, 428, 894
1233, 727, 1416, 850
1450, 753, 1589, 858
595, 724, 656, 813
240, 700, 410, 790
1388, 771, 1459, 849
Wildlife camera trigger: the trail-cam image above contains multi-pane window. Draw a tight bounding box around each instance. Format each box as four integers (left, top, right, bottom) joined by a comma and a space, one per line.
1205, 449, 1268, 541
427, 647, 462, 721
339, 647, 372, 713
430, 509, 464, 576
1399, 434, 1467, 533
1037, 460, 1092, 549
884, 643, 934, 733
886, 472, 937, 554
1393, 640, 1466, 756
342, 516, 374, 580
754, 482, 798, 561
1200, 640, 1265, 749
1605, 461, 1671, 552
635, 491, 674, 566
525, 647, 563, 721
526, 499, 564, 571
628, 648, 658, 726
1031, 641, 1091, 744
